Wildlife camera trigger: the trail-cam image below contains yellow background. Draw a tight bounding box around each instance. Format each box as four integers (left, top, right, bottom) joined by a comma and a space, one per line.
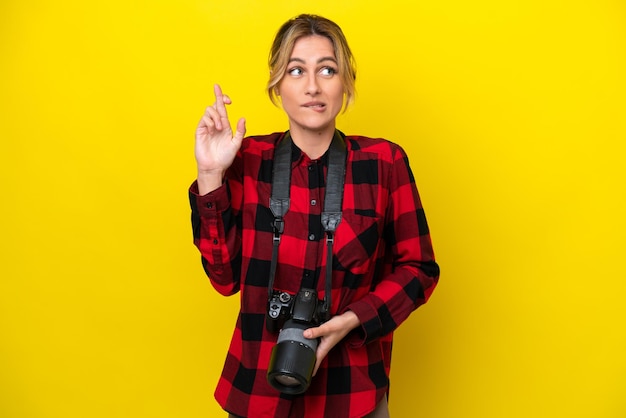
1, 0, 625, 417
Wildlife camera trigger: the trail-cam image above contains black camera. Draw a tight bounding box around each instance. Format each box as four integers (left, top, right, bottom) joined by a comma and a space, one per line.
266, 288, 326, 394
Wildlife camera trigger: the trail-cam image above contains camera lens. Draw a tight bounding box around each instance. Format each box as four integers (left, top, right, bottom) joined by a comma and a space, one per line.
274, 375, 300, 387
267, 320, 318, 394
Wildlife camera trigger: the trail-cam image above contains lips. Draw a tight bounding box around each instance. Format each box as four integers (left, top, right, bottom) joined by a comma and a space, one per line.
302, 101, 326, 111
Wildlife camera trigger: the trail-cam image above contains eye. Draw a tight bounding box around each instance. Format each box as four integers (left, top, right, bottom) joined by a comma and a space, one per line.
320, 67, 337, 77
288, 67, 303, 76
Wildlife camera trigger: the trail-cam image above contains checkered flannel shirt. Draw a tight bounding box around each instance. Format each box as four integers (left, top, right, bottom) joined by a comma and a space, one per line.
189, 131, 439, 418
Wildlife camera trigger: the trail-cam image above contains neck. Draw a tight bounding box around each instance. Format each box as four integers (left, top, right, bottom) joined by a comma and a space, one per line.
288, 124, 336, 160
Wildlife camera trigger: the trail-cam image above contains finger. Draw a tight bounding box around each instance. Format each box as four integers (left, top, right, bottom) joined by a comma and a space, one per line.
204, 105, 224, 131
313, 357, 321, 376
312, 343, 330, 376
215, 94, 232, 106
197, 114, 216, 135
233, 118, 246, 144
312, 348, 323, 376
213, 83, 230, 121
304, 325, 323, 339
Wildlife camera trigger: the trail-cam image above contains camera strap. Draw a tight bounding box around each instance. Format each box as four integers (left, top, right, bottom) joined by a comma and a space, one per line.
268, 130, 347, 320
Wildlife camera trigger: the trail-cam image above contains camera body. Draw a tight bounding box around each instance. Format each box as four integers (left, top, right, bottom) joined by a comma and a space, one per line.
266, 288, 326, 394
266, 291, 293, 334
266, 288, 326, 333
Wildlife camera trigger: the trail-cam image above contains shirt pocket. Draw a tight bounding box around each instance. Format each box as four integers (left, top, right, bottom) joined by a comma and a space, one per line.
333, 210, 382, 276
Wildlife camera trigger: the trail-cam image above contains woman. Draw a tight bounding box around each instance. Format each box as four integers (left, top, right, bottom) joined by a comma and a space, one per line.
190, 14, 439, 418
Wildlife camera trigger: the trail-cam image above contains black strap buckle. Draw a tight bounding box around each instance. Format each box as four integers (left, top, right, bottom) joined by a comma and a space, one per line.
273, 218, 284, 235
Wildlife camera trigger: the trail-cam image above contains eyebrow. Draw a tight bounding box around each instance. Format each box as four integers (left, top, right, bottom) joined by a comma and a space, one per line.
288, 56, 338, 65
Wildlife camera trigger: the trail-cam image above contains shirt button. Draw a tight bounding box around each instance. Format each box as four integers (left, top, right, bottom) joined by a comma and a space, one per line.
206, 202, 213, 208
311, 199, 317, 206
213, 239, 218, 245
308, 234, 315, 241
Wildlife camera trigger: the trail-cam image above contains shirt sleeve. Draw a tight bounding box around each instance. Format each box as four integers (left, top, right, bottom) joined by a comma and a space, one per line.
189, 180, 242, 296
343, 144, 440, 346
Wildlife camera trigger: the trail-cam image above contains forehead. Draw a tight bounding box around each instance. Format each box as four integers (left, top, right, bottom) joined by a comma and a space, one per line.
289, 35, 336, 59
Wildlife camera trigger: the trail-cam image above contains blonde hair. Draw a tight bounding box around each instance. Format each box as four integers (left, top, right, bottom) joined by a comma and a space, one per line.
267, 14, 357, 111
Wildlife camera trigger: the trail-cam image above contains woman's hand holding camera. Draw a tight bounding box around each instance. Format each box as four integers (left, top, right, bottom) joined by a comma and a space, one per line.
195, 84, 246, 195
304, 310, 360, 376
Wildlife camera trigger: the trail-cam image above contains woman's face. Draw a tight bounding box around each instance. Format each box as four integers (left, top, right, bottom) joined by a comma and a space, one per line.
277, 35, 344, 136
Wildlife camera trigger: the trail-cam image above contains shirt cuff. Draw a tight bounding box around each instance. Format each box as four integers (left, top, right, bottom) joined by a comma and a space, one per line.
189, 180, 230, 217
342, 299, 383, 348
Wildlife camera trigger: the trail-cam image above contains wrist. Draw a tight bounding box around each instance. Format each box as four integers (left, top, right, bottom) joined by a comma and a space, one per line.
197, 170, 225, 195
197, 167, 226, 177
341, 310, 360, 332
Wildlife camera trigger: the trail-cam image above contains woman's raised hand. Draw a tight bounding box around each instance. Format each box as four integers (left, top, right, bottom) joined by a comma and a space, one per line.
195, 84, 246, 194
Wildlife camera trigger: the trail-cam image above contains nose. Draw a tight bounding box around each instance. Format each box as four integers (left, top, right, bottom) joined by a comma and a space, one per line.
305, 73, 320, 95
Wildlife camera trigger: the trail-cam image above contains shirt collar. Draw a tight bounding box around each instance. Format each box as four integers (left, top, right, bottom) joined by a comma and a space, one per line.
290, 140, 330, 167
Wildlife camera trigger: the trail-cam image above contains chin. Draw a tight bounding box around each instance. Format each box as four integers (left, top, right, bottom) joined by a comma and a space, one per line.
294, 116, 337, 132
302, 123, 334, 133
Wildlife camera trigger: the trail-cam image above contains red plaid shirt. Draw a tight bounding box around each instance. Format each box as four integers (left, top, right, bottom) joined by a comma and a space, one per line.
189, 131, 439, 418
